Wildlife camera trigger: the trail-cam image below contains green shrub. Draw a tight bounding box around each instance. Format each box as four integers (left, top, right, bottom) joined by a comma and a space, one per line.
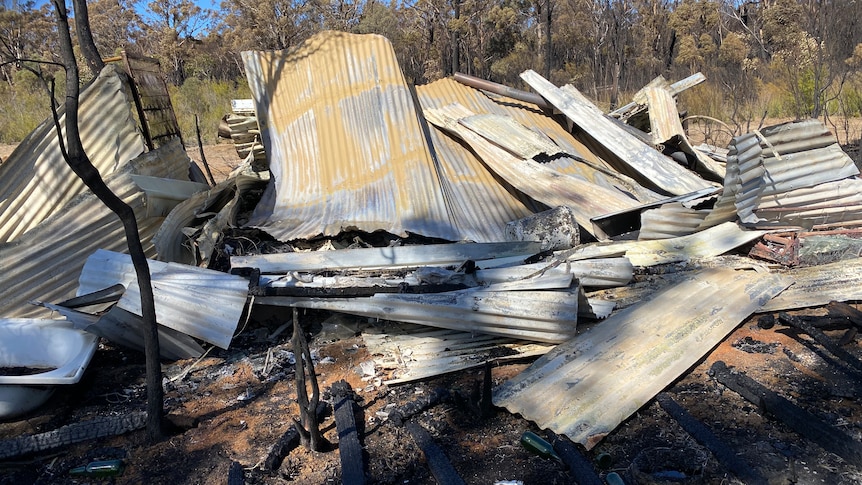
0, 75, 54, 143
170, 78, 252, 146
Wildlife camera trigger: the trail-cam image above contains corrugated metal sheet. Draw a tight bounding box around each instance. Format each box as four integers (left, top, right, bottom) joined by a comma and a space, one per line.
0, 140, 191, 318
260, 286, 580, 343
456, 113, 563, 159
760, 257, 862, 312
0, 65, 146, 243
241, 31, 459, 242
78, 249, 249, 349
231, 241, 541, 273
638, 203, 711, 240
363, 323, 553, 384
37, 302, 205, 360
702, 120, 859, 228
642, 87, 725, 180
475, 258, 633, 289
493, 268, 791, 450
520, 70, 716, 196
417, 78, 661, 205
424, 104, 644, 235
563, 221, 765, 267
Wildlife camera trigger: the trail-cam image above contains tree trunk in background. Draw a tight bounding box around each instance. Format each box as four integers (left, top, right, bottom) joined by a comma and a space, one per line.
544, 0, 552, 79
451, 0, 460, 75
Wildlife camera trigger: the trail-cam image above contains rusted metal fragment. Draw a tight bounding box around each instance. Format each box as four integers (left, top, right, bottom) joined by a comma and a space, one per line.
748, 232, 800, 266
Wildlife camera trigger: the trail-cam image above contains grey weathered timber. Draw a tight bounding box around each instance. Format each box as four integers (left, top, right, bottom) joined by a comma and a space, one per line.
520, 70, 714, 196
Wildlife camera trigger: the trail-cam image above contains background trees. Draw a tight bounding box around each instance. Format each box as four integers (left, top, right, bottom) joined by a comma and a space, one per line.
0, 0, 859, 145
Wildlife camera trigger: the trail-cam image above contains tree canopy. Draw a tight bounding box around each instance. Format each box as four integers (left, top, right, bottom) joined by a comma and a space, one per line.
1, 0, 860, 136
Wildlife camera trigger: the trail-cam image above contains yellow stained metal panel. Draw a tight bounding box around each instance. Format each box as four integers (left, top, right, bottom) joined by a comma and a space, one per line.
0, 65, 146, 243
242, 31, 458, 242
493, 268, 791, 450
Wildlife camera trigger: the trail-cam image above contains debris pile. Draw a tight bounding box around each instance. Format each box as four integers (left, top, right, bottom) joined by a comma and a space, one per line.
3, 30, 862, 484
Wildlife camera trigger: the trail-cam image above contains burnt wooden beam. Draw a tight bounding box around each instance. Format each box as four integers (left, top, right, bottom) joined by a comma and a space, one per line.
548, 432, 604, 485
656, 393, 766, 485
0, 412, 146, 460
778, 312, 862, 374
332, 380, 366, 485
827, 301, 862, 331
261, 402, 330, 472
711, 361, 862, 469
387, 387, 450, 426
405, 421, 466, 485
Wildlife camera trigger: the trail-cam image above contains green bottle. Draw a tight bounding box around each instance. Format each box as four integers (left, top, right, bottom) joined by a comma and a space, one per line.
605, 472, 625, 485
69, 459, 126, 477
519, 431, 563, 464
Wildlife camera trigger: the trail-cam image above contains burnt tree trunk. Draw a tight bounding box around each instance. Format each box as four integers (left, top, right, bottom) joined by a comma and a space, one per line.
292, 308, 323, 451
51, 0, 164, 442
72, 0, 104, 76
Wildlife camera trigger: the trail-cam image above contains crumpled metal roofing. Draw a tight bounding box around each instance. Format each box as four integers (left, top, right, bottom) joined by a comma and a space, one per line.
78, 249, 249, 349
519, 70, 716, 197
242, 31, 459, 242
701, 119, 859, 229
416, 78, 662, 206
0, 65, 145, 244
424, 103, 644, 236
760, 257, 862, 312
493, 267, 791, 450
0, 140, 191, 318
363, 323, 553, 384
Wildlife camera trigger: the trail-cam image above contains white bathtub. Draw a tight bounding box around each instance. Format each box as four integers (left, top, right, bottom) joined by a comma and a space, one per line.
0, 319, 99, 419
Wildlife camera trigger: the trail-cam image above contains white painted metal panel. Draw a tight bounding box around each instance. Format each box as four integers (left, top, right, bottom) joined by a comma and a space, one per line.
78, 249, 249, 349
